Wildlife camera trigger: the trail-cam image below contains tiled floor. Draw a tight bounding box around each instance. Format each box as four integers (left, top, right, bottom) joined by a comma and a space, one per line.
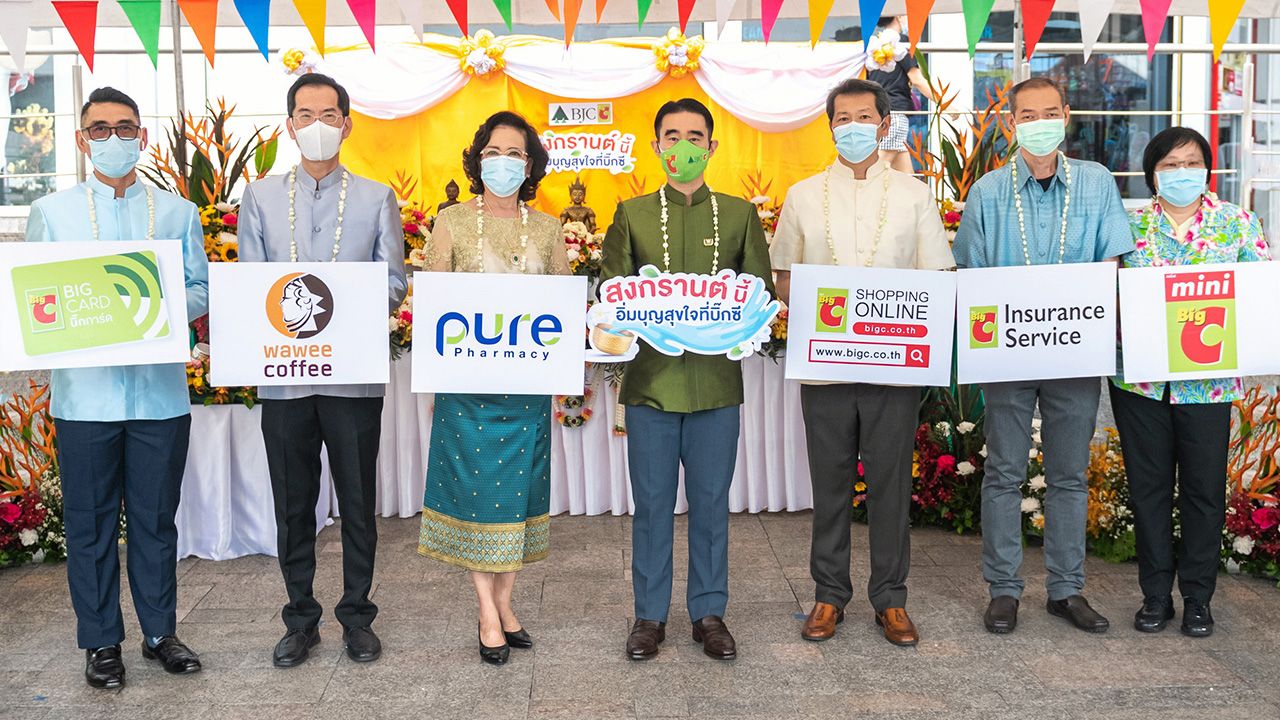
3, 513, 1279, 719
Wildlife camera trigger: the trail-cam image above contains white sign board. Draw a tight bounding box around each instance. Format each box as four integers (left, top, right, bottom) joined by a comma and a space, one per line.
209, 262, 391, 386
955, 262, 1117, 384
1118, 262, 1280, 383
784, 265, 957, 386
0, 240, 190, 370
411, 272, 588, 395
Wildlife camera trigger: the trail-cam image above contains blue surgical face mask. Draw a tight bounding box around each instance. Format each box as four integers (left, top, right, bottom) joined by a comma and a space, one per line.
88, 136, 141, 178
833, 121, 881, 164
480, 156, 528, 198
1155, 167, 1208, 208
1015, 118, 1065, 157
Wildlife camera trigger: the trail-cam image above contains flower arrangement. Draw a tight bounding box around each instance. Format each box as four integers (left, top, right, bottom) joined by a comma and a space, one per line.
389, 284, 415, 360
654, 28, 704, 79
281, 48, 320, 76
200, 202, 240, 262
757, 308, 788, 362
1223, 386, 1280, 581
459, 30, 507, 78
554, 386, 595, 428
939, 198, 963, 242
188, 315, 258, 407
742, 170, 782, 244
389, 170, 433, 262
1083, 428, 1136, 562
865, 29, 908, 73
0, 382, 56, 566
563, 221, 604, 279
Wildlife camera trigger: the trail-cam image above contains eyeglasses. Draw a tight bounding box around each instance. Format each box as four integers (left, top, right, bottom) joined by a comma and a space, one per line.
480, 148, 528, 160
292, 112, 345, 128
80, 124, 141, 141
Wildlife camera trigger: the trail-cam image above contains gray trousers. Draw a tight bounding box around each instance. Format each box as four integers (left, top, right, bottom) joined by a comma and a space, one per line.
801, 384, 919, 613
981, 377, 1100, 601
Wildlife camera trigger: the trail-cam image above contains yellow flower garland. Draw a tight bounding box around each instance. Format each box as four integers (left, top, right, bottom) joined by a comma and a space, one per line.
458, 30, 508, 78
654, 28, 704, 79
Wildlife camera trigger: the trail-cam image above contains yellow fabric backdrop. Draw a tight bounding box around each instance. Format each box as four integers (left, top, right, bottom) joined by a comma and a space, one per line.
342, 74, 842, 225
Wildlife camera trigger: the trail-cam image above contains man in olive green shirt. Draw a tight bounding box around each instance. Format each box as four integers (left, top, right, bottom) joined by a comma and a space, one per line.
601, 99, 774, 662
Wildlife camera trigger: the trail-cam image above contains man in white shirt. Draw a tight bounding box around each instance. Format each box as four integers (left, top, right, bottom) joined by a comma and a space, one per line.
771, 78, 954, 647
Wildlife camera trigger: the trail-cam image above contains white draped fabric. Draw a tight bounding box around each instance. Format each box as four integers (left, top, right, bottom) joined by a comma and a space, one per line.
175, 353, 812, 560
502, 42, 666, 100
318, 44, 470, 119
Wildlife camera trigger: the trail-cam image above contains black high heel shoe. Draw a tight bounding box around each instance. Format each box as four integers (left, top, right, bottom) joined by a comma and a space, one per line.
504, 628, 534, 649
478, 625, 510, 666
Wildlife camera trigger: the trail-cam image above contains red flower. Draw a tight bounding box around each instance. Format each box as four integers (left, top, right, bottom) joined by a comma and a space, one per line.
943, 210, 962, 225
0, 502, 20, 525
413, 211, 425, 222
857, 461, 865, 477
399, 311, 412, 323
221, 212, 237, 226
936, 454, 957, 474
404, 222, 420, 236
1252, 506, 1280, 532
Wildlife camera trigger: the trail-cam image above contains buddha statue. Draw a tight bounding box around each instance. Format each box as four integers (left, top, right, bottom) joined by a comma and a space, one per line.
559, 175, 597, 233
437, 180, 461, 213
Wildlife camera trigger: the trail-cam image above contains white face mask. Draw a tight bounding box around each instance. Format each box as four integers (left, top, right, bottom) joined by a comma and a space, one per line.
294, 120, 343, 162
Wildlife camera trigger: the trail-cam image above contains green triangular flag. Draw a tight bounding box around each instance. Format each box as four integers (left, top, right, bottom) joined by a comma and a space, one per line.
962, 0, 997, 57
636, 0, 652, 29
118, 0, 162, 67
492, 0, 514, 30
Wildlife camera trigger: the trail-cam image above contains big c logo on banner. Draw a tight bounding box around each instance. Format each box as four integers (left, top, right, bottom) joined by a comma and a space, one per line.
968, 306, 999, 349
1164, 270, 1237, 372
266, 272, 334, 340
0, 240, 190, 371
784, 265, 956, 387
412, 271, 587, 395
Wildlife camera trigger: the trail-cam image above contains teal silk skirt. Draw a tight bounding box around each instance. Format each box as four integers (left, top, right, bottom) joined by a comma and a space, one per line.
418, 393, 551, 572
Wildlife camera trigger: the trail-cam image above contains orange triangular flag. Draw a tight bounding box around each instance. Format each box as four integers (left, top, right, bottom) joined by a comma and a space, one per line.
563, 0, 581, 46
904, 0, 934, 53
807, 0, 834, 47
176, 0, 218, 67
293, 0, 327, 54
1209, 0, 1246, 60
544, 0, 560, 20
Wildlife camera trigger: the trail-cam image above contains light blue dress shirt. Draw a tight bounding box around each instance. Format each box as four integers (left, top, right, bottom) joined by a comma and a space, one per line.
952, 153, 1135, 269
25, 176, 210, 422
236, 165, 408, 400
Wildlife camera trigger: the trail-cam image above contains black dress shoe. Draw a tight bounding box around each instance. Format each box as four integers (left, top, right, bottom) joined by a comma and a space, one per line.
85, 645, 125, 689
1181, 599, 1215, 638
692, 616, 737, 660
141, 636, 202, 674
343, 626, 382, 663
504, 628, 534, 649
984, 596, 1019, 634
1134, 596, 1175, 633
478, 625, 510, 666
273, 627, 320, 668
1047, 594, 1110, 633
626, 619, 666, 661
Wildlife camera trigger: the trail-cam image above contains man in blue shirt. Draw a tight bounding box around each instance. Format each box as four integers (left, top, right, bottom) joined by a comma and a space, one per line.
25, 87, 209, 689
953, 77, 1133, 636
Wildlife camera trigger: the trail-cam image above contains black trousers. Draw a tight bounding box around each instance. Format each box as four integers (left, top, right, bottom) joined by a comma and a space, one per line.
261, 395, 383, 630
1108, 384, 1230, 604
54, 416, 191, 649
800, 384, 919, 613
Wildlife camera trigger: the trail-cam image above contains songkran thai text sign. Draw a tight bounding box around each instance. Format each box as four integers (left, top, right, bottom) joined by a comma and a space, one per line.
784, 265, 957, 386
540, 130, 637, 174
1118, 262, 1280, 383
588, 265, 781, 360
209, 262, 391, 386
412, 271, 587, 395
955, 263, 1117, 384
0, 240, 189, 370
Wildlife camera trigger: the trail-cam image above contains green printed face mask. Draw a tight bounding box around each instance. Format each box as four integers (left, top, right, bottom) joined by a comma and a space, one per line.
659, 139, 711, 183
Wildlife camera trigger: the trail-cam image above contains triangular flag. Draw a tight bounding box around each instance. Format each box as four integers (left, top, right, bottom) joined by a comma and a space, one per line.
636, 0, 651, 29
563, 0, 581, 46
594, 0, 607, 22
1139, 0, 1171, 61
117, 0, 161, 67
0, 0, 37, 73
232, 0, 271, 59
293, 0, 326, 52
52, 0, 98, 72
492, 0, 512, 30
677, 0, 694, 33
176, 0, 219, 67
713, 0, 735, 37
1021, 0, 1054, 60
1078, 0, 1115, 61
544, 0, 560, 20
395, 0, 425, 39
808, 0, 835, 47
859, 0, 887, 51
444, 0, 466, 34
345, 0, 376, 50
1209, 0, 1246, 61
760, 0, 782, 43
904, 0, 933, 52
961, 0, 996, 57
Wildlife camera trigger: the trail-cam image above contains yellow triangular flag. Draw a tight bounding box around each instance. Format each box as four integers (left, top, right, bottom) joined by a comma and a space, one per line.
293, 0, 326, 55
808, 0, 835, 46
1209, 0, 1246, 60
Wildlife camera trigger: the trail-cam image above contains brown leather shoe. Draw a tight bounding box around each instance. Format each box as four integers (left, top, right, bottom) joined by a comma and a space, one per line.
801, 602, 844, 641
875, 608, 919, 647
691, 616, 737, 660
625, 619, 665, 661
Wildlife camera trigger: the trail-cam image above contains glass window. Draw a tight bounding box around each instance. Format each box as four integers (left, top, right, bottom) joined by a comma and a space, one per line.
2, 57, 57, 206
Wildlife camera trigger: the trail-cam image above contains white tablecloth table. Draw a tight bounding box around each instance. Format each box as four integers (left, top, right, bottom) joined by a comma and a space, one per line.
176, 353, 812, 560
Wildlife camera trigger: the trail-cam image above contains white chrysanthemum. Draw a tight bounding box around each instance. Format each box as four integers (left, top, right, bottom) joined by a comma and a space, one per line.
1032, 431, 1042, 445
1031, 418, 1042, 430
589, 248, 602, 260
19, 528, 38, 547
214, 201, 234, 213
979, 445, 988, 458
1029, 474, 1047, 491
467, 48, 497, 75
935, 421, 952, 434
408, 248, 427, 268
396, 199, 410, 209
1021, 497, 1041, 514
750, 195, 770, 205
566, 248, 579, 261
387, 316, 401, 332
217, 231, 237, 245
957, 421, 976, 435
1233, 535, 1255, 556
1028, 448, 1040, 459
957, 461, 976, 476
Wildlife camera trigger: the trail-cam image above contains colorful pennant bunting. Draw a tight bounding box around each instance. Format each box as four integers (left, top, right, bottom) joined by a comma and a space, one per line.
394, 0, 425, 40
677, 0, 694, 34
903, 0, 933, 52
52, 0, 98, 72
1021, 0, 1055, 60
713, 0, 736, 37
636, 0, 652, 29
0, 0, 37, 73
563, 0, 582, 46
346, 0, 377, 50
544, 0, 561, 21
118, 0, 161, 67
293, 0, 327, 54
493, 0, 513, 30
594, 0, 607, 22
859, 0, 887, 51
760, 0, 782, 43
1209, 0, 1247, 60
807, 0, 834, 47
177, 0, 219, 67
1078, 0, 1115, 61
961, 0, 996, 57
1139, 0, 1172, 61
232, 0, 271, 59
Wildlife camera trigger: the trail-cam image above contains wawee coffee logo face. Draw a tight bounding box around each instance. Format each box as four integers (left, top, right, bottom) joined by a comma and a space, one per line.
968, 305, 998, 349
1165, 270, 1237, 372
266, 273, 333, 340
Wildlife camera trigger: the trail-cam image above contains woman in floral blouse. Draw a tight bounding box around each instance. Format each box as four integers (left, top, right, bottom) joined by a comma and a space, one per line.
1112, 127, 1272, 639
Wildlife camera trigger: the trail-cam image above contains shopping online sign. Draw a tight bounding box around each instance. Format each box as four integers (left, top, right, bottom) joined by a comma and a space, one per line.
785, 265, 956, 386
209, 262, 391, 386
0, 240, 189, 370
1118, 262, 1280, 383
955, 262, 1117, 384
411, 271, 587, 395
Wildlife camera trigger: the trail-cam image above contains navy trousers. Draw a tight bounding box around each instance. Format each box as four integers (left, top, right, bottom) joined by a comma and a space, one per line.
626, 404, 740, 623
54, 416, 191, 649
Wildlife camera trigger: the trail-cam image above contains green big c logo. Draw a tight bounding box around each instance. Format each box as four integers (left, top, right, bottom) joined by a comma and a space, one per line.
969, 305, 998, 349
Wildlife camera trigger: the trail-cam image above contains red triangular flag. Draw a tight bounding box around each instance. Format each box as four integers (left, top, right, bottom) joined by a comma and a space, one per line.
176, 0, 218, 67
563, 0, 582, 46
446, 0, 466, 34
52, 0, 98, 72
904, 0, 933, 53
1021, 0, 1055, 60
1140, 0, 1172, 61
677, 0, 694, 33
594, 0, 607, 21
346, 0, 377, 50
761, 0, 782, 43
